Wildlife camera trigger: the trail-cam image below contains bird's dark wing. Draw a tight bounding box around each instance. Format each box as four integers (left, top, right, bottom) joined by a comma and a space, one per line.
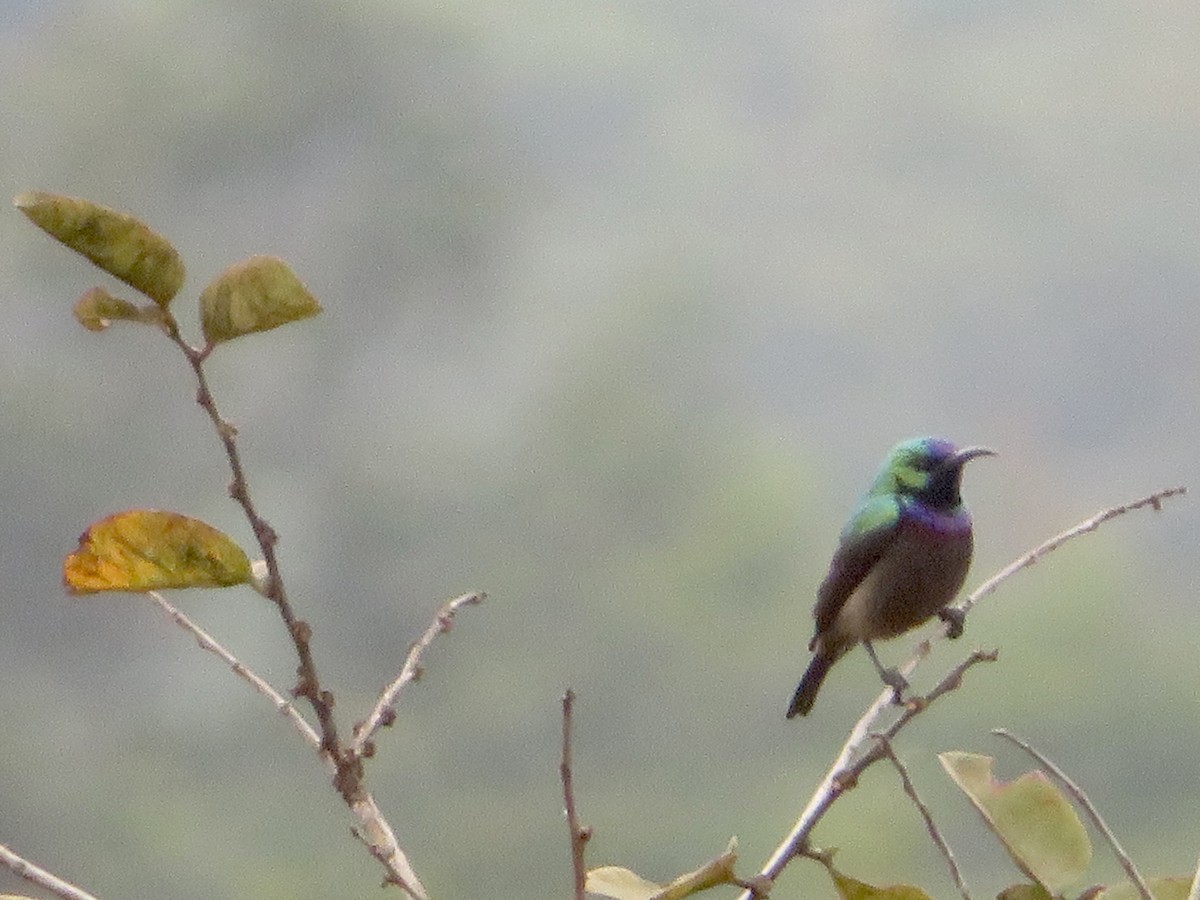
811, 495, 902, 635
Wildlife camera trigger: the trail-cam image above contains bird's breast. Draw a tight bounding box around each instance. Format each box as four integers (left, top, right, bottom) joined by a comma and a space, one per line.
832, 508, 974, 642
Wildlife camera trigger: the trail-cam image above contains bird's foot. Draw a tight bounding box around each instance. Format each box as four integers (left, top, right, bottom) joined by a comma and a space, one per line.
881, 667, 909, 705
938, 606, 966, 640
864, 640, 909, 705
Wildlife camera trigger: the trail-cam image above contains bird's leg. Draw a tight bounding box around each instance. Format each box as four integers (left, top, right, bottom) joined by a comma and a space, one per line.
863, 640, 907, 704
937, 606, 966, 639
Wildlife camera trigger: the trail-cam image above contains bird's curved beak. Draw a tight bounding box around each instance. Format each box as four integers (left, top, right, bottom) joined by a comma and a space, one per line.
950, 446, 997, 466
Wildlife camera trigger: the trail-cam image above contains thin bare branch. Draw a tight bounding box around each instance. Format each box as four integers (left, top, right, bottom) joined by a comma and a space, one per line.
346, 788, 430, 900
350, 591, 486, 758
960, 486, 1186, 618
737, 650, 997, 898
992, 729, 1153, 900
560, 688, 590, 900
874, 735, 972, 900
145, 590, 320, 749
0, 842, 100, 900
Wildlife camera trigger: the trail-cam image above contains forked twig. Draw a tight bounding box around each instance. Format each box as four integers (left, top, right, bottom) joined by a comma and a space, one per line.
144, 590, 430, 899
993, 729, 1153, 900
739, 650, 997, 897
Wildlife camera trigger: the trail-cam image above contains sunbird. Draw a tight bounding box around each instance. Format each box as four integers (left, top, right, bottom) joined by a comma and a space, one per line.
786, 437, 995, 718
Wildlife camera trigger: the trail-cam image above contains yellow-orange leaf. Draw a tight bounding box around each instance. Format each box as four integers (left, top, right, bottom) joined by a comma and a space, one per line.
64, 510, 251, 594
199, 255, 322, 345
15, 191, 185, 307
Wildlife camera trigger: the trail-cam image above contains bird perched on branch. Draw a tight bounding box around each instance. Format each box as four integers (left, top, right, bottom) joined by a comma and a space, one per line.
786, 437, 994, 718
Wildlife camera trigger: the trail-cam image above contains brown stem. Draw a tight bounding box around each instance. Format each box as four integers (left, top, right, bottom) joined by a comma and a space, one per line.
874, 735, 972, 900
171, 332, 343, 769
560, 689, 590, 900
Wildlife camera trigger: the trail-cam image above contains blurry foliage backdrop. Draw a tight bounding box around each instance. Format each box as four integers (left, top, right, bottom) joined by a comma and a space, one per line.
2, 2, 1198, 898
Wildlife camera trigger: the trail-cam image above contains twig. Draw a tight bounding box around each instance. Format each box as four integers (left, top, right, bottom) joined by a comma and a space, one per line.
560, 689, 591, 900
1187, 853, 1200, 900
874, 735, 971, 900
350, 591, 486, 758
992, 729, 1153, 900
959, 486, 1186, 618
0, 842, 100, 900
346, 789, 430, 900
146, 590, 319, 749
736, 650, 997, 899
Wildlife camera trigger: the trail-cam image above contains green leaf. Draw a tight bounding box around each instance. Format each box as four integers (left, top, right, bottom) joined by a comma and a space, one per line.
15, 191, 185, 306
73, 287, 148, 332
587, 838, 740, 900
1094, 877, 1191, 900
996, 884, 1054, 900
655, 836, 738, 899
199, 255, 322, 345
64, 509, 252, 594
586, 867, 662, 900
829, 866, 934, 899
940, 752, 1091, 894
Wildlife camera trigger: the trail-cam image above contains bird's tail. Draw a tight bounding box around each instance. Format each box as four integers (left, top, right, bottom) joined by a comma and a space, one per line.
786, 652, 834, 718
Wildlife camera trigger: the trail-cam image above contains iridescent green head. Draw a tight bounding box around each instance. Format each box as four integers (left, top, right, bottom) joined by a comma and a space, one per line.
869, 437, 996, 510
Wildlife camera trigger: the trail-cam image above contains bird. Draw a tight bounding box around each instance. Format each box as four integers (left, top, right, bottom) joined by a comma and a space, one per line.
786, 437, 995, 718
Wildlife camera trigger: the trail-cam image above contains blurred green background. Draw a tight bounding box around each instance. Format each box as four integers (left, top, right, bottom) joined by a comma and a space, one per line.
2, 2, 1197, 898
